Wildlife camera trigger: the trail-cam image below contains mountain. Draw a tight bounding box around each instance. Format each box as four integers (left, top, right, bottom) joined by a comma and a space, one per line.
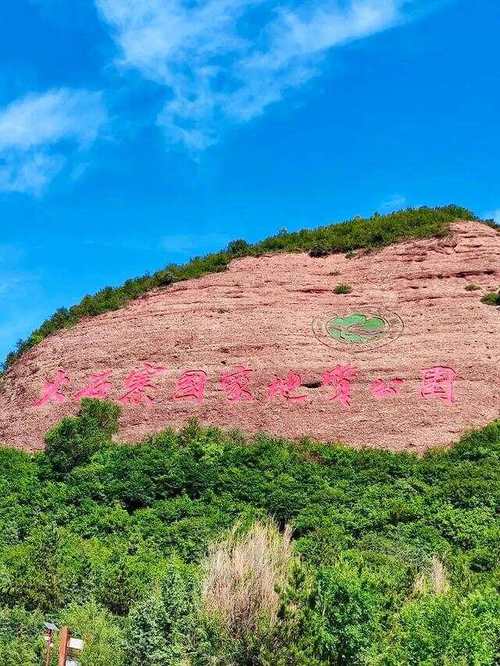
1, 215, 498, 452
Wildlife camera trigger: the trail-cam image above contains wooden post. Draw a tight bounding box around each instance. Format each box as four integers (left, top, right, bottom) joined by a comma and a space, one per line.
44, 629, 54, 666
58, 626, 70, 666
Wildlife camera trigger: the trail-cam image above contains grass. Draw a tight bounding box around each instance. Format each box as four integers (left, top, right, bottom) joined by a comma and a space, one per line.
333, 283, 352, 294
2, 205, 480, 372
481, 290, 500, 306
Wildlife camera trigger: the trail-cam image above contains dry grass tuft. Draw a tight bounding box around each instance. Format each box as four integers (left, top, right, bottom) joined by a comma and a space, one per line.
414, 555, 450, 596
201, 520, 293, 638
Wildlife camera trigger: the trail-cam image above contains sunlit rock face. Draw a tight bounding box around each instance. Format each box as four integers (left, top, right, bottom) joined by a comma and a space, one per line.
0, 221, 498, 453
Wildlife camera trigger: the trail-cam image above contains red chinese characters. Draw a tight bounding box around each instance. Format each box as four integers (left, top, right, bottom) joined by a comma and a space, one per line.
268, 372, 306, 402
174, 370, 207, 403
75, 370, 113, 400
31, 361, 459, 410
118, 363, 166, 405
322, 365, 357, 407
34, 369, 69, 407
370, 378, 403, 400
420, 366, 457, 405
220, 367, 253, 401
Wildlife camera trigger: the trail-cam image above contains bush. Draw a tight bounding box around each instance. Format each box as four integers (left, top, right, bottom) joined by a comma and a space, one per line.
60, 601, 126, 666
481, 290, 500, 306
201, 521, 293, 640
334, 283, 352, 294
227, 239, 251, 256
44, 399, 119, 476
0, 407, 497, 663
126, 562, 198, 666
308, 244, 330, 258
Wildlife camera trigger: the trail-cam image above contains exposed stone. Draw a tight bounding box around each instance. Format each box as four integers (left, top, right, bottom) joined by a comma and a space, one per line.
0, 221, 498, 453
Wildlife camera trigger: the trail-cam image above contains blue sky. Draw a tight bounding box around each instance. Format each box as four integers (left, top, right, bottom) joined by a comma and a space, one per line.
0, 0, 498, 362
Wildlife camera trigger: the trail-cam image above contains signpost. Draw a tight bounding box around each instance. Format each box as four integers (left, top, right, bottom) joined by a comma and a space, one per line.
43, 624, 84, 666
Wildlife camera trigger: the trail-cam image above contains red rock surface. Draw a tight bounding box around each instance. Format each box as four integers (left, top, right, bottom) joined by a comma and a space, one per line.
0, 220, 498, 453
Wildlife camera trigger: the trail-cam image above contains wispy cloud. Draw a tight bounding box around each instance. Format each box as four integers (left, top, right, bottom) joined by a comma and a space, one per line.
161, 231, 232, 255
96, 0, 428, 151
0, 88, 107, 195
380, 194, 407, 212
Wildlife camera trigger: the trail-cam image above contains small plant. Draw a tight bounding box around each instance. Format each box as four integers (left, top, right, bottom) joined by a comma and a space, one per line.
464, 284, 481, 291
481, 290, 500, 305
309, 244, 329, 258
227, 239, 251, 256
345, 250, 357, 259
156, 270, 175, 287
334, 283, 352, 294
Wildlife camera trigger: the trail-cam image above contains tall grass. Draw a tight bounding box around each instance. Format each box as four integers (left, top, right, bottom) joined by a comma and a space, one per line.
202, 521, 293, 638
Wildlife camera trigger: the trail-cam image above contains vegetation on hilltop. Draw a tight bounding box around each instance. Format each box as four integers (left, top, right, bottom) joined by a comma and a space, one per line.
2, 205, 479, 372
0, 400, 498, 664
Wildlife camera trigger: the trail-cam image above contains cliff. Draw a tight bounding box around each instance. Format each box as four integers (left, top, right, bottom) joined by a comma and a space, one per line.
0, 220, 498, 452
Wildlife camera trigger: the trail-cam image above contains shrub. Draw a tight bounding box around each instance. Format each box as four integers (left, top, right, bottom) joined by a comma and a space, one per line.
334, 283, 352, 294
481, 290, 500, 306
0, 412, 497, 662
0, 607, 44, 666
44, 399, 119, 476
227, 239, 251, 256
413, 555, 449, 595
126, 562, 198, 666
308, 244, 329, 258
464, 283, 481, 291
60, 601, 126, 666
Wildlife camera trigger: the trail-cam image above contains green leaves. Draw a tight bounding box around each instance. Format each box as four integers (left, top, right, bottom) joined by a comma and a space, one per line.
0, 414, 497, 663
43, 399, 119, 478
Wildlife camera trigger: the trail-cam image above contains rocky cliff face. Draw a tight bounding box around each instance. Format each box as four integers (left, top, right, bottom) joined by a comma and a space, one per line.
0, 221, 498, 453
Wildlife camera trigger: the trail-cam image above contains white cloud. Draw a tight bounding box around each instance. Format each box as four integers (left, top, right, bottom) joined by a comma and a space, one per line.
96, 0, 425, 151
0, 89, 107, 195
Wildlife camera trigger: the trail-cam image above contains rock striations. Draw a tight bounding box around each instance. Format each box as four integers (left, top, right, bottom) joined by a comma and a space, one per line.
0, 221, 498, 452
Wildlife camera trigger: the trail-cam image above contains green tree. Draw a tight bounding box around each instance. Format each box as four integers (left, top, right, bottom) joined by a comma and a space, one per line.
44, 399, 119, 477
126, 563, 198, 666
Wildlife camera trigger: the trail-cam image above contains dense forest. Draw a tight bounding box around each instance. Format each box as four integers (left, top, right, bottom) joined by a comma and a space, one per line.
0, 400, 497, 664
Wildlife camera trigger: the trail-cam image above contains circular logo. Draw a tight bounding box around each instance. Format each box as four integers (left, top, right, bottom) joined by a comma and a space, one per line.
312, 311, 404, 351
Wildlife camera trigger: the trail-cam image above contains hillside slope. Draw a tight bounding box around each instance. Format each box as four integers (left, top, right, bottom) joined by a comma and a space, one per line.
0, 220, 498, 452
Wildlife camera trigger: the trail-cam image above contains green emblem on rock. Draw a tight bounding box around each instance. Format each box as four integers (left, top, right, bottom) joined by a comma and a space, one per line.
313, 310, 403, 351
326, 313, 387, 344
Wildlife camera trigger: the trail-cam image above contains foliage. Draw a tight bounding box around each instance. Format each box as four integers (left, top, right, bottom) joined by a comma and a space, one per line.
333, 283, 352, 294
60, 601, 126, 666
481, 290, 500, 306
126, 562, 198, 666
2, 205, 478, 372
43, 399, 119, 477
0, 405, 497, 664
